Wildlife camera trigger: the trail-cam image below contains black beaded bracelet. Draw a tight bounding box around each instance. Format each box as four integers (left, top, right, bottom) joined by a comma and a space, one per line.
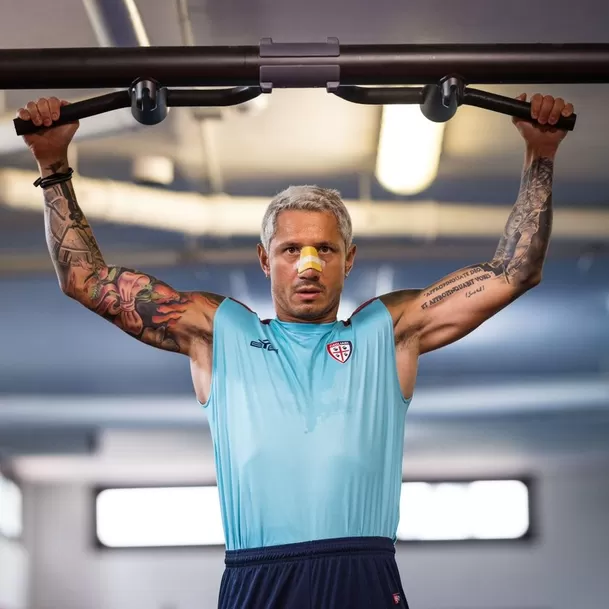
33, 167, 74, 188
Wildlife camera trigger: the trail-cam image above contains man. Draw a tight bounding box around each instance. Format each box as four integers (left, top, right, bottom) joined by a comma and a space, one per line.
19, 92, 573, 609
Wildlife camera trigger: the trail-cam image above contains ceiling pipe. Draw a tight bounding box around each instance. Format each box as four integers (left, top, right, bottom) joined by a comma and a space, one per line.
82, 0, 150, 47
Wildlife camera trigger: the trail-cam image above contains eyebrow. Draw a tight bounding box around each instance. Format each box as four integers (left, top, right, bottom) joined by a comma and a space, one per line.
277, 241, 339, 249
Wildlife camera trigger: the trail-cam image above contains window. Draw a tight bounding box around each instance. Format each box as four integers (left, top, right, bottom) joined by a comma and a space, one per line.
96, 486, 224, 548
95, 479, 531, 548
0, 473, 23, 539
397, 479, 531, 541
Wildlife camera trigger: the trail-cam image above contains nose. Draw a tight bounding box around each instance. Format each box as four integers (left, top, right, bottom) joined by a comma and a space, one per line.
297, 267, 321, 281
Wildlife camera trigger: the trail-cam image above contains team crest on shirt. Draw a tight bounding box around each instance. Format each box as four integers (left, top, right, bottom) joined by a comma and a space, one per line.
326, 340, 353, 363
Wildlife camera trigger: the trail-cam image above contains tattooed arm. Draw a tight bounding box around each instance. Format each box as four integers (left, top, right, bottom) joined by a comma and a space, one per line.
381, 151, 554, 354
380, 93, 573, 355
42, 159, 224, 355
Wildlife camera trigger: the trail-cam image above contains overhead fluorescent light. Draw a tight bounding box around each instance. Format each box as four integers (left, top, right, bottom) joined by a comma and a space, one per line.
375, 105, 445, 196
132, 156, 175, 185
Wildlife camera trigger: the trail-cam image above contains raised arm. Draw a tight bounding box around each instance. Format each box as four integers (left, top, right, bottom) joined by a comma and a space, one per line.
381, 93, 575, 355
21, 97, 224, 356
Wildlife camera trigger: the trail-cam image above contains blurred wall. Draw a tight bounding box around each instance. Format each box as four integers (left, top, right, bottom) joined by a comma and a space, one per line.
0, 536, 28, 609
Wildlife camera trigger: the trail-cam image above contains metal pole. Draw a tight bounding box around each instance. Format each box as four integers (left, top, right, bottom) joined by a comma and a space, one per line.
0, 44, 609, 89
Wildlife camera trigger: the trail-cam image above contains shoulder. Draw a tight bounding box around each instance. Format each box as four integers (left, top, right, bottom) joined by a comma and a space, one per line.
347, 297, 389, 327
351, 290, 423, 345
213, 297, 260, 322
349, 290, 420, 323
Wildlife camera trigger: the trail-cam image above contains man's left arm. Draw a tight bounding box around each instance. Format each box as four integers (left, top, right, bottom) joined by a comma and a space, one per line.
380, 93, 575, 354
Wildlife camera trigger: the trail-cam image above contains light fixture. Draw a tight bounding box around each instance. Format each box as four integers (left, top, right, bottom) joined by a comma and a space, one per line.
132, 156, 175, 186
375, 104, 445, 196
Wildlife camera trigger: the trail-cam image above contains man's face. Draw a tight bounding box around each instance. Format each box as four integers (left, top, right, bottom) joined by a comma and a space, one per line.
258, 210, 356, 323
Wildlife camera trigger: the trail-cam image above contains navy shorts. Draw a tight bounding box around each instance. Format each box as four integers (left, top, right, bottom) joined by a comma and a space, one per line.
218, 536, 409, 609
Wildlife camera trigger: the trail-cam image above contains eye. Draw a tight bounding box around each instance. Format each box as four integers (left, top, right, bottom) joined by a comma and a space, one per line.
286, 246, 299, 255
318, 245, 331, 254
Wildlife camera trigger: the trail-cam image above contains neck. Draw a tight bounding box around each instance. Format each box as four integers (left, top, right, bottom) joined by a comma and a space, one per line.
275, 312, 338, 324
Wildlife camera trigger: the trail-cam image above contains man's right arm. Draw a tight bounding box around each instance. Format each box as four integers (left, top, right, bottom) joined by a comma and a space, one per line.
42, 160, 224, 355
21, 97, 224, 357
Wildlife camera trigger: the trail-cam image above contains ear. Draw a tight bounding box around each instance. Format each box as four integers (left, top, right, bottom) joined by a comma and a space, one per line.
345, 244, 357, 277
257, 243, 270, 278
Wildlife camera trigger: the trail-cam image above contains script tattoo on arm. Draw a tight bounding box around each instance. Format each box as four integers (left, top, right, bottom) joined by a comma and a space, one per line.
43, 173, 223, 354
381, 154, 554, 353
419, 155, 554, 310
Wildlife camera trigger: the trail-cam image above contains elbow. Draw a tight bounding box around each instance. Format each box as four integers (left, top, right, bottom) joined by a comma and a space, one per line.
520, 272, 542, 291
58, 279, 81, 301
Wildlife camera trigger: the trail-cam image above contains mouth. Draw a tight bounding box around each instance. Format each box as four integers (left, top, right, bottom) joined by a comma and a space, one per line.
294, 288, 323, 300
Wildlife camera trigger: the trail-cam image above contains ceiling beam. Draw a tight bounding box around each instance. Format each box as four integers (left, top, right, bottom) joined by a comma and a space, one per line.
2, 169, 609, 241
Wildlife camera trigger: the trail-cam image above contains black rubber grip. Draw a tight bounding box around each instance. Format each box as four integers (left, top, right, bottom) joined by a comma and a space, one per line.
13, 90, 131, 136
333, 86, 424, 105
463, 88, 577, 131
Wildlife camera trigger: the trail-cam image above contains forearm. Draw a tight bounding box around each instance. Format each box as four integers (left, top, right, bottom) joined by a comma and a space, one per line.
40, 156, 106, 296
490, 148, 554, 285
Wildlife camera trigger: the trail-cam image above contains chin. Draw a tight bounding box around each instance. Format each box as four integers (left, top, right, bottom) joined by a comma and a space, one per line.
290, 302, 333, 321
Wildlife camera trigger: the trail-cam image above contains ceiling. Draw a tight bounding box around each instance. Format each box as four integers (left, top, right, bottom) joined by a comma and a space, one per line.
0, 0, 608, 483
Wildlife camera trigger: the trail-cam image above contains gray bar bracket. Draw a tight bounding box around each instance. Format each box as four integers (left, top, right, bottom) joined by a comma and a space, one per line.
258, 37, 341, 93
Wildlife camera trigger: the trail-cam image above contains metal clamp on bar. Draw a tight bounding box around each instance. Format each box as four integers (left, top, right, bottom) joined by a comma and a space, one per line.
130, 78, 168, 125
420, 75, 464, 123
258, 37, 341, 93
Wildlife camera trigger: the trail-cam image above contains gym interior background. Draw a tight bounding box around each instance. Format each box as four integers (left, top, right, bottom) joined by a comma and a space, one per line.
1, 0, 609, 608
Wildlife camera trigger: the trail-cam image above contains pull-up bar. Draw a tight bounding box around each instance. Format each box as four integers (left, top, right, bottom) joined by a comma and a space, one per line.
6, 39, 608, 135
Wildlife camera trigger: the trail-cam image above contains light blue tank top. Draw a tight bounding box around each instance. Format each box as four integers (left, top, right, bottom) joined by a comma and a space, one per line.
204, 297, 411, 550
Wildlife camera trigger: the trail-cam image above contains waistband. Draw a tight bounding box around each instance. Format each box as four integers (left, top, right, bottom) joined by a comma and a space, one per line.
224, 536, 395, 567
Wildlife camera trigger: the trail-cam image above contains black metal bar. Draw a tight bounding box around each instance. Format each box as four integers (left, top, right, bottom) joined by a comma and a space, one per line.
12, 83, 579, 136
166, 87, 262, 107
463, 88, 577, 131
333, 86, 424, 105
1, 43, 609, 89
13, 87, 264, 135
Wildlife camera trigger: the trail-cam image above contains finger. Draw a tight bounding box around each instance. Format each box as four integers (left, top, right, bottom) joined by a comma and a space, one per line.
37, 98, 53, 127
548, 97, 565, 125
48, 96, 62, 122
16, 107, 31, 121
537, 95, 555, 124
562, 102, 575, 117
26, 101, 42, 126
529, 93, 543, 120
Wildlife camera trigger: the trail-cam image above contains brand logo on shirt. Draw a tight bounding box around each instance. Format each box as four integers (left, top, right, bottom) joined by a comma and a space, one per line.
250, 338, 278, 353
393, 593, 401, 605
326, 340, 352, 363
